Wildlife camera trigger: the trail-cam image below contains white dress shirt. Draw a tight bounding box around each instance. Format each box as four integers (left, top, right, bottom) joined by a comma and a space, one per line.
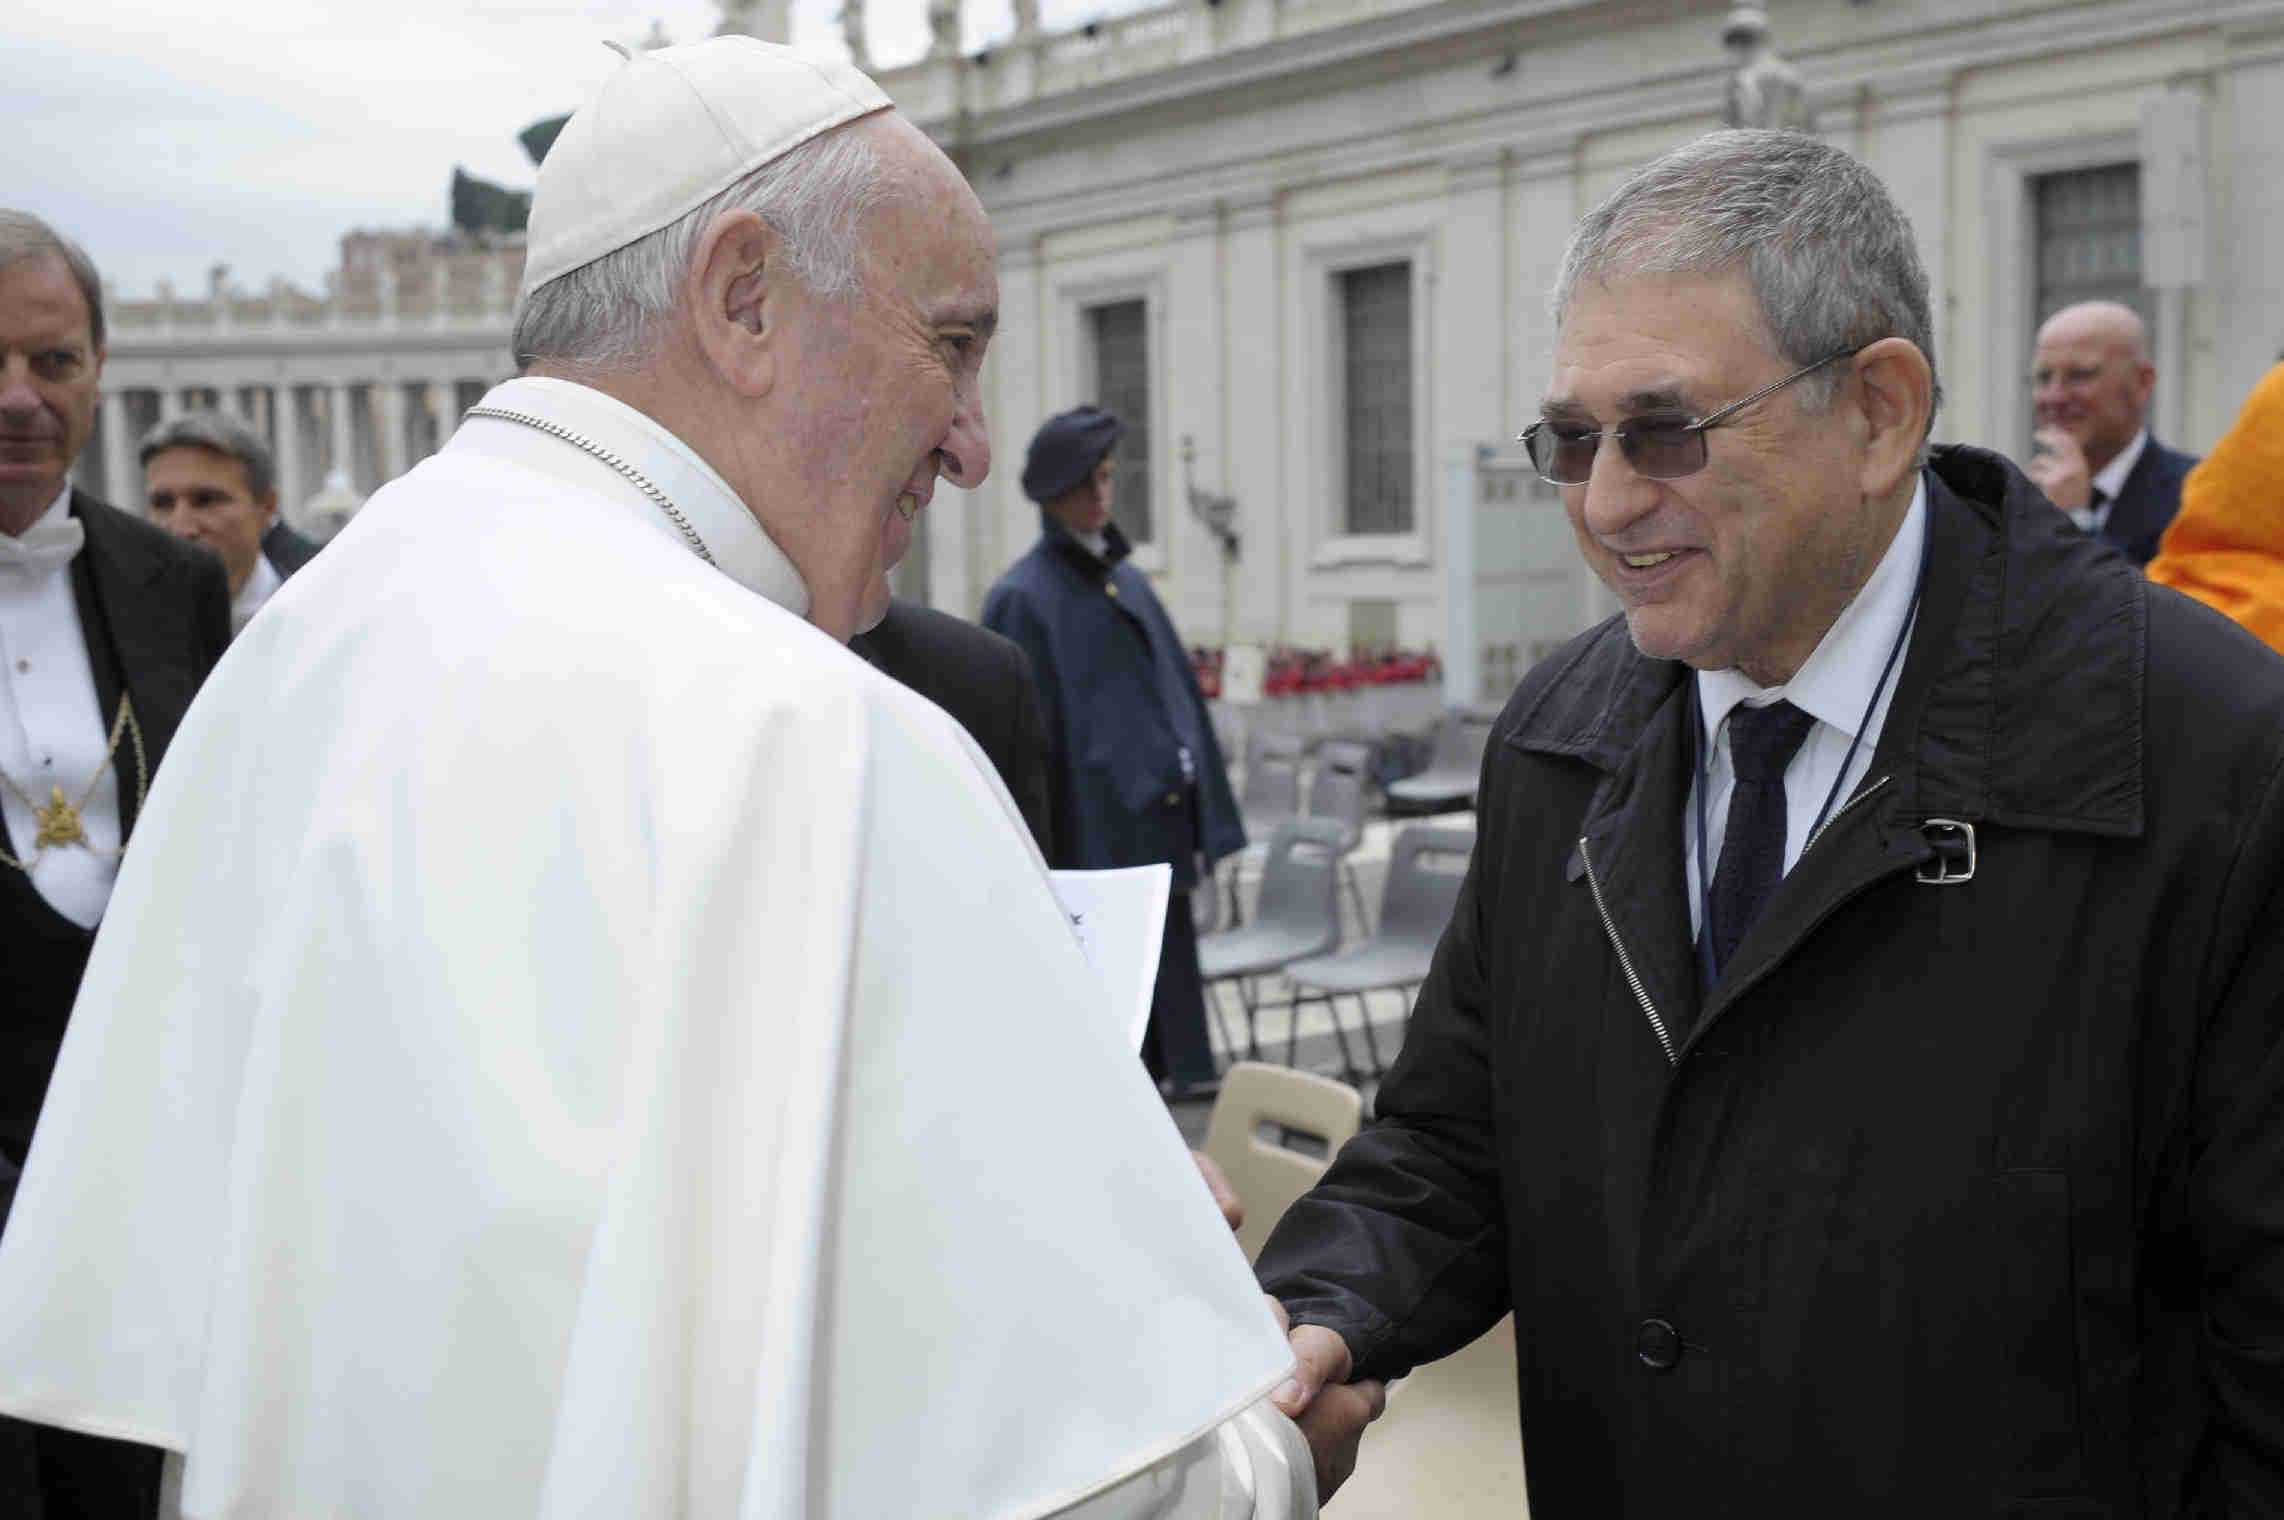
0, 486, 125, 927
1685, 479, 1927, 937
2068, 426, 2149, 535
230, 549, 284, 636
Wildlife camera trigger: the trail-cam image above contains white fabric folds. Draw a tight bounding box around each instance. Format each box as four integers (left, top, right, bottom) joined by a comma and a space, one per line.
0, 418, 1291, 1516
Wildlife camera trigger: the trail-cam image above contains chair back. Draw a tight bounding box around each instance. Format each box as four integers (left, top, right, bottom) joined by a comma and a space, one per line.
1254, 818, 1347, 953
1303, 756, 1369, 851
1240, 732, 1305, 825
1201, 1061, 1365, 1261
1378, 825, 1474, 950
1435, 711, 1497, 775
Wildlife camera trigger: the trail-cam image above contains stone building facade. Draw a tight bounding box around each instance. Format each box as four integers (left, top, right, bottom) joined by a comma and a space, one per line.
883, 0, 2284, 705
72, 0, 2284, 709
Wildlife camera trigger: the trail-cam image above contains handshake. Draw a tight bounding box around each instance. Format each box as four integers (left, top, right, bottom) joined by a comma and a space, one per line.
1191, 1149, 1387, 1503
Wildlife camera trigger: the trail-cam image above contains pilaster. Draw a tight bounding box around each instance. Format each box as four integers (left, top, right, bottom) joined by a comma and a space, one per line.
273, 384, 304, 511
100, 391, 133, 512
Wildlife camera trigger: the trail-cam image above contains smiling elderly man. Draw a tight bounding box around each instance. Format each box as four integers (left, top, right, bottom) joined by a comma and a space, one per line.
2026, 299, 2199, 566
0, 40, 1295, 1519
1259, 130, 2284, 1514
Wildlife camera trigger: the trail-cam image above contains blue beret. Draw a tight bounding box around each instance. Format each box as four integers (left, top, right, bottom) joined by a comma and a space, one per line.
1021, 406, 1125, 504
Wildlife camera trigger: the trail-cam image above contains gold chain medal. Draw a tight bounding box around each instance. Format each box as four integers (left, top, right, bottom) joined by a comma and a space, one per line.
0, 695, 145, 874
34, 786, 87, 849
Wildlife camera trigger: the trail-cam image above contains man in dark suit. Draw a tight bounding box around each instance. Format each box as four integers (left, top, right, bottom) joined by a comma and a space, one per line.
2027, 299, 2199, 566
0, 209, 230, 1518
262, 517, 321, 575
142, 409, 315, 635
850, 599, 1053, 854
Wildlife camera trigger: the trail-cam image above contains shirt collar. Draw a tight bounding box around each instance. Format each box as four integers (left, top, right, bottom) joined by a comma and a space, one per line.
459, 376, 809, 618
1698, 476, 1928, 745
12, 484, 72, 536
231, 550, 283, 634
2091, 427, 2149, 503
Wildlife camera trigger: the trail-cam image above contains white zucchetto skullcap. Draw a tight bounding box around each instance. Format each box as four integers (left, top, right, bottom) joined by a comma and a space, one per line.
520, 36, 893, 302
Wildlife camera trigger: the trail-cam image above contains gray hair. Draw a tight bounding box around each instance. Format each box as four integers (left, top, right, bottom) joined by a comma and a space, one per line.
1552, 130, 1942, 426
139, 410, 276, 501
0, 209, 107, 352
512, 123, 892, 372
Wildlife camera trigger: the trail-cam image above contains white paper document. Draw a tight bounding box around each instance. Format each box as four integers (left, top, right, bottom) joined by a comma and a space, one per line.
1050, 864, 1173, 1052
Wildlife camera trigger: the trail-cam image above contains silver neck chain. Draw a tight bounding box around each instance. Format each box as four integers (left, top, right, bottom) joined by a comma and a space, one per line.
465, 405, 716, 565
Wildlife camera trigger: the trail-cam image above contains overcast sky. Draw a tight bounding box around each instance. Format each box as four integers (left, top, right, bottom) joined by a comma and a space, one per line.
9, 0, 1111, 303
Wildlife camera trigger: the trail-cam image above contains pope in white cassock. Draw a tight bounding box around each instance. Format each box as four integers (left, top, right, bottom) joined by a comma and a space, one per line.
0, 38, 1310, 1519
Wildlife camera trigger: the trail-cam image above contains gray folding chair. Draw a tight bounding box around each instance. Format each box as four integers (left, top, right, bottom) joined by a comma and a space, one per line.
1225, 731, 1304, 926
1304, 743, 1374, 933
1197, 818, 1346, 1064
1284, 825, 1473, 1084
1387, 710, 1497, 814
1239, 731, 1305, 837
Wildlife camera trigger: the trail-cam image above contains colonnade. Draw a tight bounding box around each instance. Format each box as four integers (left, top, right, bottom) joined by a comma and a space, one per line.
87, 374, 507, 522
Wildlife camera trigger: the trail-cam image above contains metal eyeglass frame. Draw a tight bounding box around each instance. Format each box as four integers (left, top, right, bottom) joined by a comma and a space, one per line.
1517, 344, 1865, 486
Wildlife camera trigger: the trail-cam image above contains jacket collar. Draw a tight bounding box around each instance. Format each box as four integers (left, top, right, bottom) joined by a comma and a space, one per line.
1039, 511, 1133, 576
1507, 445, 2146, 840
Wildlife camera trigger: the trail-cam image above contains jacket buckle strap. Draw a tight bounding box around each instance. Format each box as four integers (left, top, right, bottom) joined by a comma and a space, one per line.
1915, 819, 1976, 885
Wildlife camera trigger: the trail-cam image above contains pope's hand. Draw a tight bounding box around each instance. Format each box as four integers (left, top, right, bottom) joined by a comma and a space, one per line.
1191, 1150, 1243, 1232
2026, 426, 2093, 514
1265, 1296, 1386, 1502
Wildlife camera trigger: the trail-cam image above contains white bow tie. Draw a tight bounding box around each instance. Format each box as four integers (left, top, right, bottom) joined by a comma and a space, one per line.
0, 515, 86, 577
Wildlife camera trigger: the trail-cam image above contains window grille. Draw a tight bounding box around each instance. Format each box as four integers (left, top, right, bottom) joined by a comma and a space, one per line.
1087, 299, 1152, 545
2032, 163, 2149, 330
1340, 261, 1414, 537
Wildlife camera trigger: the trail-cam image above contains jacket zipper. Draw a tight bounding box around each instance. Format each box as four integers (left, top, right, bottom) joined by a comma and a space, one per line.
1803, 773, 1892, 856
1578, 836, 1677, 1066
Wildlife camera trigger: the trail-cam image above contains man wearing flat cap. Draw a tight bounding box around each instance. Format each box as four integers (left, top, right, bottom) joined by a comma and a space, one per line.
984, 406, 1245, 1098
0, 38, 1298, 1518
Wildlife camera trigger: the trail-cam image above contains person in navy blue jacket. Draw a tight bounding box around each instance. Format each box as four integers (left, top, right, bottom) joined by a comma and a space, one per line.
983, 407, 1245, 1097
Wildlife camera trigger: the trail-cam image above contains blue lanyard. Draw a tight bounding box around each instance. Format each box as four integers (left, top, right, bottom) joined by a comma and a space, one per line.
1692, 497, 1932, 988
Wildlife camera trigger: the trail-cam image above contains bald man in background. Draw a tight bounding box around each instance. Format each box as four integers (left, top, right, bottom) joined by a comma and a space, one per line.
2027, 299, 2198, 566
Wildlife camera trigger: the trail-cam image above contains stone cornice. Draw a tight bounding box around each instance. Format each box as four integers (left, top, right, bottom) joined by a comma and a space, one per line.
927, 0, 2284, 163
961, 0, 2284, 247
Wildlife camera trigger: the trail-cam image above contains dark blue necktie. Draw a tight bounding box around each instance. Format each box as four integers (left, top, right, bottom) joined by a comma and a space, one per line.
1706, 700, 1817, 979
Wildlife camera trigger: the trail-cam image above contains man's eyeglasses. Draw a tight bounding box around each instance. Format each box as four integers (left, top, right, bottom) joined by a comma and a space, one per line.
1517, 346, 1863, 487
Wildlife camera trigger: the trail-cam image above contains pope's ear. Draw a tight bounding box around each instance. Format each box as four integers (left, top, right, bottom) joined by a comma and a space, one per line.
687, 209, 783, 399
1851, 336, 1933, 498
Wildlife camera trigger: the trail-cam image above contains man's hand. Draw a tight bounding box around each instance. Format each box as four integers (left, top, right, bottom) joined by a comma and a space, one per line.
1191, 1150, 1243, 1232
2026, 425, 2093, 514
1265, 1297, 1387, 1502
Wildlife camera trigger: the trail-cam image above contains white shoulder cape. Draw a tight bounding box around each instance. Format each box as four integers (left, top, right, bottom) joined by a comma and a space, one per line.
0, 443, 1292, 1517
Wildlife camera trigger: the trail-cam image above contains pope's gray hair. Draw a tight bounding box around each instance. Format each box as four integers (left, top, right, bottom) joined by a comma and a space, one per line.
1552, 130, 1943, 427
512, 122, 892, 373
139, 409, 276, 500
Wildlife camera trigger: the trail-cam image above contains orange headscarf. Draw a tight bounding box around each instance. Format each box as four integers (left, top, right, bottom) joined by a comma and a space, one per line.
2147, 363, 2284, 654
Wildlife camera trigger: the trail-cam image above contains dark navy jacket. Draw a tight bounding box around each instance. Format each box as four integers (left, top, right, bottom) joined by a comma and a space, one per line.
982, 517, 1244, 887
2098, 433, 2198, 567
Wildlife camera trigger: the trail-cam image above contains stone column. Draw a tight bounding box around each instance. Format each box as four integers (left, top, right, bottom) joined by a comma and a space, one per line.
432, 380, 461, 447
328, 381, 355, 488
1436, 151, 1508, 708
1858, 81, 1950, 418
1438, 151, 1508, 458
274, 385, 304, 511
101, 391, 134, 510
1166, 198, 1227, 641
1222, 192, 1281, 645
987, 236, 1044, 610
159, 387, 184, 423
378, 381, 409, 483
